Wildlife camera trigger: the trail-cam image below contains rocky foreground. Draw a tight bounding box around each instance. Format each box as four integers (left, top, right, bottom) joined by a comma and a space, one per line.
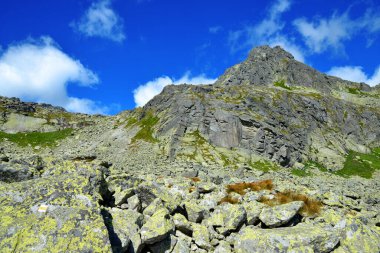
1, 156, 379, 252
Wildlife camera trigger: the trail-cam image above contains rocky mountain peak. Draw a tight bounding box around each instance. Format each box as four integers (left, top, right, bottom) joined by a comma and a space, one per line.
247, 45, 294, 62
215, 45, 370, 94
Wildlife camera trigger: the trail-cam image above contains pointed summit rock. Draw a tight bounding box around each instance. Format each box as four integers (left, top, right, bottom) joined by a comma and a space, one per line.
216, 45, 371, 93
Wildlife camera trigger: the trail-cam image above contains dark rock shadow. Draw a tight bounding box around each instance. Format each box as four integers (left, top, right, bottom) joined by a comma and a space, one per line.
101, 208, 122, 253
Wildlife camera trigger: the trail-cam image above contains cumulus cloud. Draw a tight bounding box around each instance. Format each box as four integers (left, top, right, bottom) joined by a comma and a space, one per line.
0, 37, 108, 114
133, 72, 217, 107
227, 0, 305, 62
72, 0, 125, 42
327, 66, 380, 86
294, 9, 380, 54
209, 26, 223, 34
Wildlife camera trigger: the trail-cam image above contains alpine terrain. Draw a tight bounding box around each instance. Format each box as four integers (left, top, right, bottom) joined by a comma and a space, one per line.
0, 46, 379, 252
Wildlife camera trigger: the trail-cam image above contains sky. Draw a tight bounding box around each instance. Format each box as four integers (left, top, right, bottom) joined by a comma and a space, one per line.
0, 0, 379, 115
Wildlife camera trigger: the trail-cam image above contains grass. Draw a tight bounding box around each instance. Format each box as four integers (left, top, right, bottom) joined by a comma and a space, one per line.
0, 128, 73, 147
248, 160, 280, 172
218, 195, 240, 205
274, 79, 291, 90
304, 160, 328, 172
347, 87, 361, 95
291, 168, 311, 177
131, 111, 159, 143
335, 148, 380, 179
259, 190, 323, 217
226, 179, 274, 195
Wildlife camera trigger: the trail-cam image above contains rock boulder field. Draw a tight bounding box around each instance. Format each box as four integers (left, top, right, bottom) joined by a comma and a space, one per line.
0, 45, 379, 252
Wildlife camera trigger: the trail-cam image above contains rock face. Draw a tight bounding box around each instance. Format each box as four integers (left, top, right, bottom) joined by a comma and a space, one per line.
0, 45, 380, 252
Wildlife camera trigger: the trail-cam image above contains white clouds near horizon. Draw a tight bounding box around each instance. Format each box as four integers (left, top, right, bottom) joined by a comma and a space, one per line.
0, 37, 108, 114
327, 66, 380, 86
133, 73, 217, 107
72, 0, 125, 42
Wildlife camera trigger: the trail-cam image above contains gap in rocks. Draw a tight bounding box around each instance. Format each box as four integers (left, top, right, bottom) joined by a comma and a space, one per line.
100, 208, 122, 253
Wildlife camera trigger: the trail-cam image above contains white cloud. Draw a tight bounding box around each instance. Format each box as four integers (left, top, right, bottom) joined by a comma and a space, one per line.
294, 9, 380, 54
72, 0, 125, 42
209, 26, 223, 34
133, 72, 217, 107
327, 66, 380, 86
0, 37, 108, 114
227, 0, 305, 62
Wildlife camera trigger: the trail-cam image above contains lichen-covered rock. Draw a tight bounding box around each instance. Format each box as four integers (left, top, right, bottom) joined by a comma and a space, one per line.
136, 181, 182, 213
0, 161, 111, 252
183, 200, 207, 223
143, 198, 164, 217
140, 208, 175, 245
173, 213, 193, 235
108, 208, 144, 253
192, 223, 212, 250
334, 218, 380, 253
114, 187, 134, 206
214, 241, 232, 253
197, 181, 216, 193
243, 201, 265, 225
234, 224, 340, 253
207, 203, 247, 235
128, 194, 141, 212
259, 201, 304, 228
149, 234, 178, 253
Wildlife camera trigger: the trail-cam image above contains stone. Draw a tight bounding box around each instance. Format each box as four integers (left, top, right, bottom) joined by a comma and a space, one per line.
0, 160, 111, 252
143, 198, 164, 217
114, 187, 134, 206
214, 241, 232, 253
197, 181, 216, 193
334, 218, 380, 253
192, 223, 212, 250
243, 201, 266, 225
172, 213, 193, 235
149, 234, 178, 253
234, 224, 340, 253
207, 203, 247, 235
128, 194, 141, 212
108, 208, 144, 252
183, 200, 207, 223
140, 208, 175, 245
259, 201, 304, 228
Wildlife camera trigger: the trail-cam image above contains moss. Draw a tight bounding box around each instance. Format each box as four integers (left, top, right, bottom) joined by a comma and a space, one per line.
124, 117, 138, 128
188, 130, 207, 146
291, 169, 312, 177
131, 111, 159, 143
347, 87, 361, 95
0, 128, 73, 147
335, 148, 380, 179
274, 79, 291, 90
304, 161, 328, 172
248, 160, 279, 172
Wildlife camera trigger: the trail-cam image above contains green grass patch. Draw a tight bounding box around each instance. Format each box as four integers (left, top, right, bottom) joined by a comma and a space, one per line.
125, 117, 138, 128
0, 128, 73, 147
304, 160, 328, 172
335, 148, 380, 179
291, 168, 311, 177
249, 160, 279, 172
274, 79, 291, 90
131, 112, 159, 143
347, 87, 361, 95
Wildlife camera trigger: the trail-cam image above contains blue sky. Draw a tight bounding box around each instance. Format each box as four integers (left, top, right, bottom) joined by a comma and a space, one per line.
0, 0, 379, 114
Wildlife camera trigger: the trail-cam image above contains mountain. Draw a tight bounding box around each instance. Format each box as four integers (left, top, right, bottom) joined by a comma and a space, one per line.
0, 46, 379, 252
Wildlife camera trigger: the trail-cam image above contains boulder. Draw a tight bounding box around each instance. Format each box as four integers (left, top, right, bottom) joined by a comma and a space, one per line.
259, 201, 304, 228
140, 208, 175, 245
183, 200, 207, 223
207, 203, 247, 235
234, 224, 340, 253
243, 201, 266, 225
192, 223, 212, 250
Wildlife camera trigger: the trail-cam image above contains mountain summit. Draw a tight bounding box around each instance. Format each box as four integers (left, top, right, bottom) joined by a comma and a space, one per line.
216, 45, 372, 93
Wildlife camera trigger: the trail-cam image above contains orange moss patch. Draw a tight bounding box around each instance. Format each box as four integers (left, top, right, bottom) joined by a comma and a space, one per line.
189, 186, 196, 193
188, 177, 201, 183
218, 195, 240, 205
226, 179, 274, 195
259, 190, 322, 217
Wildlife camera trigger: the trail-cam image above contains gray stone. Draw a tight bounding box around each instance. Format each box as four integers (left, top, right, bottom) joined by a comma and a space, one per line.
259, 201, 304, 228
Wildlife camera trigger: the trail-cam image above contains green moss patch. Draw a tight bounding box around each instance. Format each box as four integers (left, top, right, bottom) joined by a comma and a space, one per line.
335, 148, 380, 179
291, 169, 311, 177
248, 160, 279, 172
274, 79, 291, 90
131, 111, 159, 143
0, 128, 73, 147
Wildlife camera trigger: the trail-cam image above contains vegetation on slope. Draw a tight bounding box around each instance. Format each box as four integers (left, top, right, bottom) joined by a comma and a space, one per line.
0, 128, 73, 147
131, 111, 159, 143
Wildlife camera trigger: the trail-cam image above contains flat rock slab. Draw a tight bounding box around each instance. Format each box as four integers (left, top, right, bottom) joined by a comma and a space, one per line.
259, 201, 304, 228
140, 208, 175, 245
235, 224, 340, 253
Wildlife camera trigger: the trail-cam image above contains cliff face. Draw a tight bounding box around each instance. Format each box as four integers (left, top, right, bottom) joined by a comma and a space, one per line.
142, 46, 380, 170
